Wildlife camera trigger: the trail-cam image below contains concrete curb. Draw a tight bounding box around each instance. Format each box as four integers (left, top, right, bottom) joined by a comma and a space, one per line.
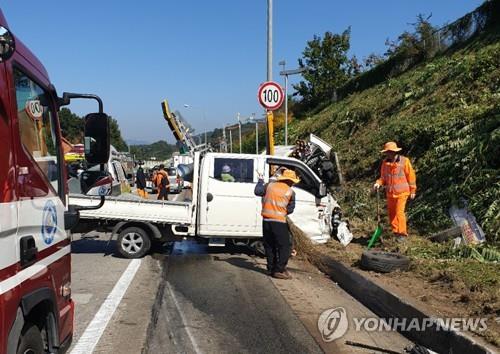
311, 253, 497, 354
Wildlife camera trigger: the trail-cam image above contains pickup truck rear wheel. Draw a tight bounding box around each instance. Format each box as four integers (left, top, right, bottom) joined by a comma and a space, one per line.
117, 227, 151, 258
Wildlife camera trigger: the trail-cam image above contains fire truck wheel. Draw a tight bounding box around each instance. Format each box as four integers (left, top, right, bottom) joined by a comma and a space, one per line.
16, 322, 44, 354
117, 227, 151, 258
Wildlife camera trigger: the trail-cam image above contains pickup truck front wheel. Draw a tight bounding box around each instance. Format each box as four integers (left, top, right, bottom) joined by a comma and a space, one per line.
117, 227, 151, 258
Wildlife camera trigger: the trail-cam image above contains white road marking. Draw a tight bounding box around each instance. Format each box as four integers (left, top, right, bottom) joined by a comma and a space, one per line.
70, 259, 142, 354
166, 282, 202, 354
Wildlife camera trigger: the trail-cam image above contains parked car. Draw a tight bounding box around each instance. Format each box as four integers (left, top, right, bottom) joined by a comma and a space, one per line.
167, 166, 183, 193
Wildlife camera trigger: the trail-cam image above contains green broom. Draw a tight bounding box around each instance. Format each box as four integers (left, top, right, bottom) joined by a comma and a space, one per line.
367, 189, 382, 249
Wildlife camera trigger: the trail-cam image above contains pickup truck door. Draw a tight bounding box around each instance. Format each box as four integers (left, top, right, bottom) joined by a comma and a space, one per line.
266, 158, 332, 243
198, 156, 261, 237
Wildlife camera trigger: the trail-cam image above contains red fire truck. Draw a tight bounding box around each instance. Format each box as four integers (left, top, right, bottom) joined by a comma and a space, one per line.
0, 9, 110, 353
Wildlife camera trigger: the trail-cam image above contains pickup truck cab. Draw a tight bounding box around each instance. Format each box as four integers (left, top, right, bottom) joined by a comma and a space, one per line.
70, 151, 339, 258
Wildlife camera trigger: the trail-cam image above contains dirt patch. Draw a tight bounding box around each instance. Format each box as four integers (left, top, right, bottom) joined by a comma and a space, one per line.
289, 220, 500, 348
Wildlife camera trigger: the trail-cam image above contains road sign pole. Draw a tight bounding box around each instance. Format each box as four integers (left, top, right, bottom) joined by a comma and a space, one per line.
266, 111, 274, 156
258, 81, 283, 156
284, 74, 288, 146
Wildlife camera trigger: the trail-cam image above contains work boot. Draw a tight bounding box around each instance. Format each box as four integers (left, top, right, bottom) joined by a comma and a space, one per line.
273, 271, 292, 280
395, 235, 407, 243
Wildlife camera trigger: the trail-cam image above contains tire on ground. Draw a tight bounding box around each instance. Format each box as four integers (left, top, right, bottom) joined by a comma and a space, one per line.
17, 322, 44, 354
117, 226, 151, 258
360, 250, 410, 273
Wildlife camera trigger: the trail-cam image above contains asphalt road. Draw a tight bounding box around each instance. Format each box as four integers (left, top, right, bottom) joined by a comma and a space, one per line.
68, 188, 412, 353
146, 241, 412, 354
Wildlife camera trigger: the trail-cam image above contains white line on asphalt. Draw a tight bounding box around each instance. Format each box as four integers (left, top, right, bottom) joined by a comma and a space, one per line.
70, 259, 142, 354
166, 282, 202, 354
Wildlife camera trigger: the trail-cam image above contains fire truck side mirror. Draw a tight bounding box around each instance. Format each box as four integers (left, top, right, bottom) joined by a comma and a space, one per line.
84, 112, 110, 164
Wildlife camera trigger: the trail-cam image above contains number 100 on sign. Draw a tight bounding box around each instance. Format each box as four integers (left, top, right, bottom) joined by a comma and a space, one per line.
258, 81, 284, 111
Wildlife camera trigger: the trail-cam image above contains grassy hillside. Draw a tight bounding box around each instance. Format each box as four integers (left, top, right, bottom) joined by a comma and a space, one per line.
287, 28, 500, 241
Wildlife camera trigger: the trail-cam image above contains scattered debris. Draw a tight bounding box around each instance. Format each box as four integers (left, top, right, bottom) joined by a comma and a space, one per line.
404, 344, 438, 354
345, 340, 401, 354
429, 226, 462, 243
336, 221, 353, 246
449, 200, 486, 245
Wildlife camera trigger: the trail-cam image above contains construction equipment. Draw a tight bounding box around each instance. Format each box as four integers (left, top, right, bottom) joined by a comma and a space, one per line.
161, 99, 211, 156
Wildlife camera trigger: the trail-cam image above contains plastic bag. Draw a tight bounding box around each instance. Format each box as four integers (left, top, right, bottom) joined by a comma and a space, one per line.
336, 221, 353, 246
449, 201, 486, 245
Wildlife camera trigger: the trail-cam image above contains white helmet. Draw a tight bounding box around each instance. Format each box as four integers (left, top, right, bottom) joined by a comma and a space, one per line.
222, 165, 231, 173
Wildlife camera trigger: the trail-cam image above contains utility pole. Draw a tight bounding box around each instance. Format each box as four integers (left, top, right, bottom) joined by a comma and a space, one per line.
267, 0, 272, 81
237, 113, 242, 153
279, 66, 307, 147
229, 129, 233, 153
279, 60, 288, 145
255, 120, 259, 154
266, 0, 273, 155
222, 125, 227, 152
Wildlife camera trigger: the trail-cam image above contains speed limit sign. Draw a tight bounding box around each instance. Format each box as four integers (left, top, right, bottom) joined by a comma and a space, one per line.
258, 81, 284, 111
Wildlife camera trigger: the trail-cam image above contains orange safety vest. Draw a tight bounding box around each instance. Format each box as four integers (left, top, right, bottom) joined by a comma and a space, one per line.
153, 170, 168, 187
261, 181, 293, 222
377, 156, 416, 196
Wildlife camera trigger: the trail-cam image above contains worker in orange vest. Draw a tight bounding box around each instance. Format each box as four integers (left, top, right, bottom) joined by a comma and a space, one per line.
373, 142, 417, 242
153, 164, 170, 200
254, 168, 300, 280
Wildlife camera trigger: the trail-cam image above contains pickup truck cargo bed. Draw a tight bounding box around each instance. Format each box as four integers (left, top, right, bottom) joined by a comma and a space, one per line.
69, 194, 192, 224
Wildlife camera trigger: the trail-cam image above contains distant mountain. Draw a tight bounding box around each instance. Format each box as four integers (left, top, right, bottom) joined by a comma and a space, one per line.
129, 140, 177, 161
126, 139, 151, 146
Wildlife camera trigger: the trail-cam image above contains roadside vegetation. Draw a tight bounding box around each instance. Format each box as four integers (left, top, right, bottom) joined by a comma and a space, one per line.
253, 1, 500, 345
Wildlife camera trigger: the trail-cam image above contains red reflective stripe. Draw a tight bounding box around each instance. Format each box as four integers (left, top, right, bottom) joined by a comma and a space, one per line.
0, 238, 70, 282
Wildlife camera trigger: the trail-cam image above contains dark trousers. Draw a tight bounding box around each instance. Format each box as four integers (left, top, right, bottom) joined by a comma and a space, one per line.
262, 220, 292, 273
157, 187, 169, 200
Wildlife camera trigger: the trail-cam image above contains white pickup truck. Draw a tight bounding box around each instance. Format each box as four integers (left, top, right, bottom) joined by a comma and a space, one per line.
70, 151, 340, 258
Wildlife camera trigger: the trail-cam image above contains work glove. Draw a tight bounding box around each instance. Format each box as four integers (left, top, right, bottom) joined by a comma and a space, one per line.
372, 183, 381, 192
410, 193, 416, 200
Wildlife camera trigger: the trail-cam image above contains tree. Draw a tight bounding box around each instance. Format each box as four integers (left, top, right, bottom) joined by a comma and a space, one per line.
109, 116, 128, 151
59, 108, 84, 143
363, 53, 385, 70
293, 28, 353, 109
384, 14, 438, 59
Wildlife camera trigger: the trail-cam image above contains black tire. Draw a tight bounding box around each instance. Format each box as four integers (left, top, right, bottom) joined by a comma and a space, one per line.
360, 250, 410, 273
17, 322, 44, 354
117, 227, 151, 258
250, 240, 266, 257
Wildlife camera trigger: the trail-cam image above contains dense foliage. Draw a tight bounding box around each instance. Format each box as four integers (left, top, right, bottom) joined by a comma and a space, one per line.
129, 140, 176, 161
59, 108, 128, 151
289, 28, 500, 242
